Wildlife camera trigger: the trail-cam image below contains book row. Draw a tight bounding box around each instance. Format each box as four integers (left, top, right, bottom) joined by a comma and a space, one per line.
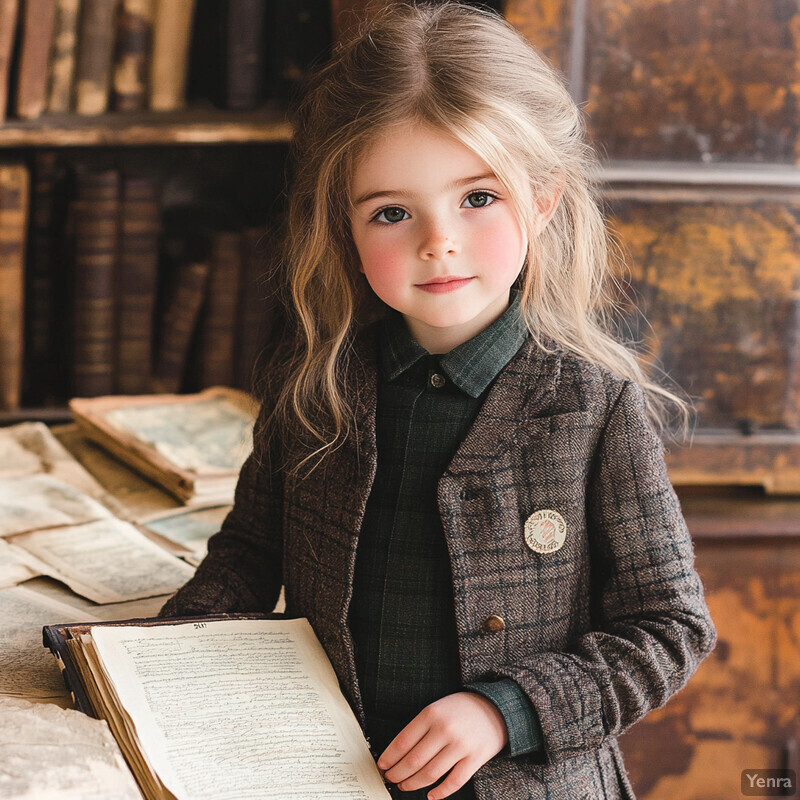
0, 153, 280, 411
0, 0, 333, 122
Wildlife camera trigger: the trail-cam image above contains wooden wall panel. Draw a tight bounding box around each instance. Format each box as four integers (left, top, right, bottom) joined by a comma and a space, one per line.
583, 0, 800, 162
504, 0, 573, 74
608, 191, 800, 430
620, 535, 800, 799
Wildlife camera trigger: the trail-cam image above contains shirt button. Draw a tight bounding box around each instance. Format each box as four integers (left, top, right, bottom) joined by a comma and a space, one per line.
482, 614, 505, 633
430, 372, 446, 389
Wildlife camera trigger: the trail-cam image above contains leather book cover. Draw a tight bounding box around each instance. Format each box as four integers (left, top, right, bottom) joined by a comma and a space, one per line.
234, 226, 272, 392
152, 260, 209, 393
0, 162, 29, 411
74, 0, 120, 115
47, 0, 81, 114
116, 173, 161, 394
196, 229, 242, 389
14, 0, 58, 120
222, 0, 265, 111
267, 0, 332, 106
0, 0, 19, 121
71, 168, 119, 397
23, 151, 60, 405
112, 0, 154, 112
149, 0, 195, 111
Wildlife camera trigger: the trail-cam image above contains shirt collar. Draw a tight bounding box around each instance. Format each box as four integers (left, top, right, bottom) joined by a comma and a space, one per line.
379, 293, 528, 398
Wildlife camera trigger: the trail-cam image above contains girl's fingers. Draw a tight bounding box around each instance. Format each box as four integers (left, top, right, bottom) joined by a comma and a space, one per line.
382, 732, 448, 785
394, 744, 459, 792
426, 757, 479, 800
378, 720, 431, 773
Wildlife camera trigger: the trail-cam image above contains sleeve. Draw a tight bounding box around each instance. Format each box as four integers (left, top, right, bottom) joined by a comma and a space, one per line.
496, 381, 717, 765
466, 678, 543, 756
159, 405, 284, 618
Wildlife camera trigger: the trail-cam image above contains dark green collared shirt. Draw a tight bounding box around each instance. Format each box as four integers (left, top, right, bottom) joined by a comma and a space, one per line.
349, 296, 542, 799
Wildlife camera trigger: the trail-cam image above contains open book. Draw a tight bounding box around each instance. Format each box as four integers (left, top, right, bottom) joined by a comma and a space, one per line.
68, 387, 258, 507
43, 615, 391, 799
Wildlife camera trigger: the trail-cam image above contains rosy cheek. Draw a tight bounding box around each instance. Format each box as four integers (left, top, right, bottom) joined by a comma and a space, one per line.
358, 242, 407, 297
475, 218, 527, 280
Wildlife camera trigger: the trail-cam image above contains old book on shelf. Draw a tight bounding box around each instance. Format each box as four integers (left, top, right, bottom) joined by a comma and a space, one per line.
47, 0, 81, 113
223, 0, 266, 110
116, 173, 161, 394
149, 0, 195, 111
152, 259, 209, 393
0, 0, 19, 122
71, 168, 119, 398
24, 151, 61, 405
0, 162, 30, 412
69, 386, 257, 505
235, 225, 271, 390
112, 0, 153, 112
43, 616, 391, 800
74, 0, 120, 115
14, 0, 58, 120
196, 229, 242, 389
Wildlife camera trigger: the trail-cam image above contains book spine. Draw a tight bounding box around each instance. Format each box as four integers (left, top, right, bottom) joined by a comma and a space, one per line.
116, 173, 160, 394
47, 0, 81, 114
0, 0, 19, 121
74, 0, 119, 116
14, 0, 58, 120
152, 260, 209, 393
149, 0, 195, 111
0, 162, 30, 412
112, 0, 153, 112
223, 0, 265, 111
235, 226, 270, 391
197, 230, 241, 388
24, 151, 58, 405
71, 169, 119, 397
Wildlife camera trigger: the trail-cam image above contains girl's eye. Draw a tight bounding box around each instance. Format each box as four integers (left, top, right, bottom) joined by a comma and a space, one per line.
463, 191, 495, 208
373, 207, 409, 224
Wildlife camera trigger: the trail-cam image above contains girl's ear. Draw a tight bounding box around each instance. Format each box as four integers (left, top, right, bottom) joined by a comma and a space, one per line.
532, 176, 565, 237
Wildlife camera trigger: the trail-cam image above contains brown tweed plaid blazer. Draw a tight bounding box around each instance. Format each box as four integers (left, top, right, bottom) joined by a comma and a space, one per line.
161, 329, 716, 800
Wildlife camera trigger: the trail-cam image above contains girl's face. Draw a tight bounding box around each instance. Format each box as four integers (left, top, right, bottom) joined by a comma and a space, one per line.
350, 122, 530, 353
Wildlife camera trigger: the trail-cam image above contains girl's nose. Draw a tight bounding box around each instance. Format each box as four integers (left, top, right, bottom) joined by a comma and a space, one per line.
418, 220, 459, 260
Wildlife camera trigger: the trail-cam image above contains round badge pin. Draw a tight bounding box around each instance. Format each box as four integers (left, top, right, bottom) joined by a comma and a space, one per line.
524, 509, 567, 554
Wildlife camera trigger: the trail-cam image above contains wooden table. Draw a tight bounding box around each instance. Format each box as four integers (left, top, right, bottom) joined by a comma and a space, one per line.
620, 487, 800, 799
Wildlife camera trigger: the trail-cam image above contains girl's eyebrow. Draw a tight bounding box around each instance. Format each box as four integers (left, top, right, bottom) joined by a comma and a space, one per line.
353, 172, 499, 206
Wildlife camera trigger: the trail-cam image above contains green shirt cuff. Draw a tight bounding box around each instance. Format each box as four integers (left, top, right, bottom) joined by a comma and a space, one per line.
466, 679, 543, 757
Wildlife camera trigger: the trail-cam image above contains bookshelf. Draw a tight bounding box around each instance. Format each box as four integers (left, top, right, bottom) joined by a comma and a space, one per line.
0, 0, 323, 425
0, 108, 292, 147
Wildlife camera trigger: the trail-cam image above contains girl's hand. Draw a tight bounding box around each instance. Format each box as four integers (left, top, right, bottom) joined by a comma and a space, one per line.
377, 691, 508, 799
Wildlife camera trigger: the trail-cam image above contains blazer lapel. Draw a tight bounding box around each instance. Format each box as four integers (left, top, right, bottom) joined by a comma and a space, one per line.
446, 337, 562, 473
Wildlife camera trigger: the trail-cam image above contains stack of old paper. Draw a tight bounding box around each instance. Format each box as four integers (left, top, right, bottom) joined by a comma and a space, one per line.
69, 386, 258, 506
0, 422, 198, 709
53, 423, 232, 566
0, 696, 142, 799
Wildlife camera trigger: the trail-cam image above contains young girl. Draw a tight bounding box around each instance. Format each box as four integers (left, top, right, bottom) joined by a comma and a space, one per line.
160, 4, 716, 798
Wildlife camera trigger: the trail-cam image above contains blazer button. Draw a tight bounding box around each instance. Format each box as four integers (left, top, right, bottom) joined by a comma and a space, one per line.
482, 615, 505, 633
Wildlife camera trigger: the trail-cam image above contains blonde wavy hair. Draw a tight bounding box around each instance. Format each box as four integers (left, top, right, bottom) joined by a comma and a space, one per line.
258, 1, 685, 471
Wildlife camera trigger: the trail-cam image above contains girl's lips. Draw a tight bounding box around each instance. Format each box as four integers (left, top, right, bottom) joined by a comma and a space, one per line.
416, 276, 473, 294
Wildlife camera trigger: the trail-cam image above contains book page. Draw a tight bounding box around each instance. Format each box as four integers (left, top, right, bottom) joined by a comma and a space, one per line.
91, 618, 391, 799
0, 474, 113, 538
0, 538, 48, 589
54, 423, 184, 522
0, 697, 142, 800
0, 585, 99, 699
11, 517, 196, 604
144, 504, 231, 563
0, 421, 119, 505
104, 399, 253, 475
